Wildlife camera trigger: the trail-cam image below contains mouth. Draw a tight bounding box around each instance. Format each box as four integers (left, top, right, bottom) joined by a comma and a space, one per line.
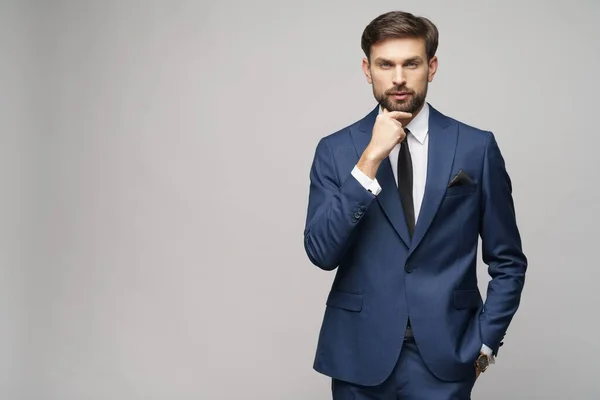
390, 92, 411, 100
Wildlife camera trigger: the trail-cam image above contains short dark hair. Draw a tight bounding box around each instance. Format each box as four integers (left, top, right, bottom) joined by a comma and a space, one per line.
361, 11, 439, 61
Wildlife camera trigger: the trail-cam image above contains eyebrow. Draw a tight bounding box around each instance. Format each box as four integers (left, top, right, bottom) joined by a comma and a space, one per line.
374, 56, 424, 64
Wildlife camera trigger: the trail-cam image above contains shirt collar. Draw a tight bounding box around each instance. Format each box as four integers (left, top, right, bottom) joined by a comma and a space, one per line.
378, 102, 429, 144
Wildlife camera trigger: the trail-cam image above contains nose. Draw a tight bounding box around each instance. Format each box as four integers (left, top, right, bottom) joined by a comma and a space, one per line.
392, 68, 406, 86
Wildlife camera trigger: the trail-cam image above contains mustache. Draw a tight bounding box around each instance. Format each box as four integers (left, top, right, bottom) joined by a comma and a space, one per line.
385, 87, 413, 94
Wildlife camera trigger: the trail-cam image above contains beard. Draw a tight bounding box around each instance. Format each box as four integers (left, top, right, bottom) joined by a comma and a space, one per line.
374, 82, 428, 114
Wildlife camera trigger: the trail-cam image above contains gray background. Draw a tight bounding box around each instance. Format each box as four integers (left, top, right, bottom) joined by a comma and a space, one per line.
2, 0, 599, 399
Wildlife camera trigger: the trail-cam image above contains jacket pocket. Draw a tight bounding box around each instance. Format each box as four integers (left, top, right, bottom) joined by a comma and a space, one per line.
445, 183, 477, 197
326, 290, 363, 312
454, 289, 482, 309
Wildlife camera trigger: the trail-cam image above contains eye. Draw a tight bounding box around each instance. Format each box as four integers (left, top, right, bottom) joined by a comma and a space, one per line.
406, 62, 418, 68
380, 62, 392, 68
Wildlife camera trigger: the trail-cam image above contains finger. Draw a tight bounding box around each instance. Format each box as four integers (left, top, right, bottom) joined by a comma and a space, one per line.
386, 111, 412, 120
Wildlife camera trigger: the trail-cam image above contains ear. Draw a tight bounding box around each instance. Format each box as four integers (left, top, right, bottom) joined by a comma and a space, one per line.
427, 56, 438, 82
362, 57, 372, 84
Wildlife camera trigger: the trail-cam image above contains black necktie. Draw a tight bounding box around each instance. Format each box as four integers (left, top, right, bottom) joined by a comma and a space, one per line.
397, 129, 415, 238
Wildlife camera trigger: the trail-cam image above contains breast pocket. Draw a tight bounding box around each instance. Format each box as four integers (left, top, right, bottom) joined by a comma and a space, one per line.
445, 183, 477, 197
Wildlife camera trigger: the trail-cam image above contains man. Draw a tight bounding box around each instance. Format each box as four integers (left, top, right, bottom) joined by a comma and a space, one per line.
303, 10, 527, 399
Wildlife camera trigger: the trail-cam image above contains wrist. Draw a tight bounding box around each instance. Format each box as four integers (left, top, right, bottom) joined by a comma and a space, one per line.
357, 153, 382, 180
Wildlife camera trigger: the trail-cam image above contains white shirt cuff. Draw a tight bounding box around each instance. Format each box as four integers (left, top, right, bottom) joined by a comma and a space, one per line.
351, 165, 382, 195
480, 344, 496, 364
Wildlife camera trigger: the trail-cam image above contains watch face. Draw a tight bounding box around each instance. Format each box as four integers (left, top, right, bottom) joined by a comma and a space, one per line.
476, 355, 489, 370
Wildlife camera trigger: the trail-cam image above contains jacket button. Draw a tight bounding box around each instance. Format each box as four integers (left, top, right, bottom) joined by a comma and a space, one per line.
405, 264, 413, 273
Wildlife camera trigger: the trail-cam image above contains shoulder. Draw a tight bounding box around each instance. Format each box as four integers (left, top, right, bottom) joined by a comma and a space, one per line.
430, 104, 495, 147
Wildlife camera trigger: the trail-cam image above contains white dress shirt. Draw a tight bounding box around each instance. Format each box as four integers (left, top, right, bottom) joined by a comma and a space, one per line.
350, 103, 495, 361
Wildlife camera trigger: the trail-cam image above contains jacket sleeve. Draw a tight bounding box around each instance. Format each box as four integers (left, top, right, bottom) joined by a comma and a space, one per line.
479, 132, 528, 355
303, 137, 377, 270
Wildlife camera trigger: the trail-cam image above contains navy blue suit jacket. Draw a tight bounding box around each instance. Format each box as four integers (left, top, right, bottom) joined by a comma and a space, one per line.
303, 103, 527, 386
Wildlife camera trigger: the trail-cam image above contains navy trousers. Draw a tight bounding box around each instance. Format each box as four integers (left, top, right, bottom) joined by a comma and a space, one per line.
331, 339, 478, 400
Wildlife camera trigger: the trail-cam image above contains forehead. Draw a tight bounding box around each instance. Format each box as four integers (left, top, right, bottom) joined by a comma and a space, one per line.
370, 37, 427, 61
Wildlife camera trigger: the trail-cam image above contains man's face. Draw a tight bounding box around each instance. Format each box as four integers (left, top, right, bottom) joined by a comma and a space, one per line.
362, 37, 438, 115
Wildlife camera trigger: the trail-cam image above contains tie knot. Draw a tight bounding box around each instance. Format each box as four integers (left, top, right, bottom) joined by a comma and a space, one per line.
402, 128, 410, 143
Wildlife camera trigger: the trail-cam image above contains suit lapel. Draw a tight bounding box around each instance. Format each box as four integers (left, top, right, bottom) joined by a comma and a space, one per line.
407, 105, 458, 257
351, 105, 412, 248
